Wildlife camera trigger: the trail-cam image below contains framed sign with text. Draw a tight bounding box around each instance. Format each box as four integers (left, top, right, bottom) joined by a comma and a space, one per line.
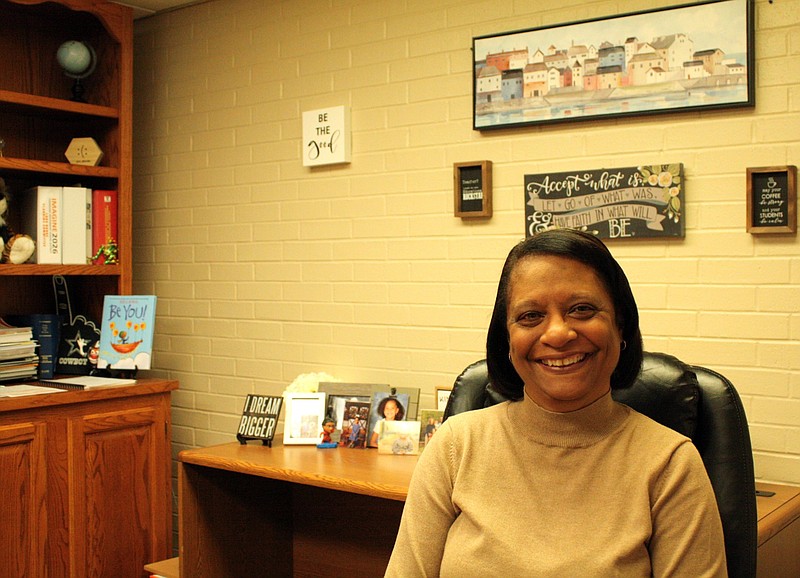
454, 161, 492, 218
524, 163, 684, 239
236, 394, 283, 446
746, 166, 797, 235
302, 105, 351, 167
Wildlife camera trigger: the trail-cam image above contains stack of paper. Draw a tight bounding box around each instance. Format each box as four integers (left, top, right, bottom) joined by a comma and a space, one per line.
0, 322, 39, 382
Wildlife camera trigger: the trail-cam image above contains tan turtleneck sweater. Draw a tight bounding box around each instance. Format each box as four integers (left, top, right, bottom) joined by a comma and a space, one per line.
385, 391, 726, 577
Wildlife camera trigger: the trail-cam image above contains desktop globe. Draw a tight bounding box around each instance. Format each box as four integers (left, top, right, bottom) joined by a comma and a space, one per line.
56, 40, 97, 101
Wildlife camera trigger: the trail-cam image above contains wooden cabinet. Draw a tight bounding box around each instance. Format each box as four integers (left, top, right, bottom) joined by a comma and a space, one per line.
0, 380, 177, 578
0, 0, 133, 322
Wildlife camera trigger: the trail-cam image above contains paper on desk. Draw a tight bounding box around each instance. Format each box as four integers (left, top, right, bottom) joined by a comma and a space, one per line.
43, 376, 137, 389
0, 384, 66, 397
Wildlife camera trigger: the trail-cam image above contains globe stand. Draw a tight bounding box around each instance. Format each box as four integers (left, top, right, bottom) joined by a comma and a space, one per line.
70, 78, 87, 103
56, 40, 97, 104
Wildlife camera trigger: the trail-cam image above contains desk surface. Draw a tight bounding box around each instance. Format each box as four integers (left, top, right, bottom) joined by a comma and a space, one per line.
179, 441, 418, 501
181, 441, 798, 517
756, 482, 800, 546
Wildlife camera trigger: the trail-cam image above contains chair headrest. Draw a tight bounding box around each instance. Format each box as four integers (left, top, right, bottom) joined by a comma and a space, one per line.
448, 352, 700, 440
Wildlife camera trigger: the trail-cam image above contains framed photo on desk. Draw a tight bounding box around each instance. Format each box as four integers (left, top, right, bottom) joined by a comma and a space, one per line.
283, 392, 326, 444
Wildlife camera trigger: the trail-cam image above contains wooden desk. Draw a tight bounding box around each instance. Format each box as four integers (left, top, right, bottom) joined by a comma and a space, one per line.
180, 442, 798, 577
756, 482, 800, 577
179, 442, 417, 577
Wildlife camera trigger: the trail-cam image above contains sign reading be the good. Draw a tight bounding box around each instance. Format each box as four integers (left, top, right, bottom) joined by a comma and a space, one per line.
302, 106, 351, 167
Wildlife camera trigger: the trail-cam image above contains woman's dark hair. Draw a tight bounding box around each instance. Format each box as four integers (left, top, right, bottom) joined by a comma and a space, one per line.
486, 228, 643, 400
378, 396, 406, 420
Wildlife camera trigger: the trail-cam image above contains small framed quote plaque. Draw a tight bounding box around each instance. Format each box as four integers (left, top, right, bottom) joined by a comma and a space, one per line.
746, 166, 797, 235
454, 161, 492, 218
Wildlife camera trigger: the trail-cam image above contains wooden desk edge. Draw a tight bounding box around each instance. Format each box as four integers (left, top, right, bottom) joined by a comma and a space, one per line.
178, 447, 409, 502
144, 556, 179, 578
756, 482, 800, 547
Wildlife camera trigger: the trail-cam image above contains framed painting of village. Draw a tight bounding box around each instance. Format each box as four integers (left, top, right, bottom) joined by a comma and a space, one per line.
472, 0, 754, 130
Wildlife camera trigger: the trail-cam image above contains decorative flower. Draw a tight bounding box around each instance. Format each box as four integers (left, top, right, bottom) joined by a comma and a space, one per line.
283, 372, 339, 394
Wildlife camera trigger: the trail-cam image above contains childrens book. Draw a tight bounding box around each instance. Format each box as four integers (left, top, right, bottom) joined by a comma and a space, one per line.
97, 295, 157, 370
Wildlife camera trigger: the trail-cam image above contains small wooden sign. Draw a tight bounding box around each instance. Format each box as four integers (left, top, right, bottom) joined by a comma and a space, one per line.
65, 137, 103, 166
454, 161, 492, 218
747, 166, 797, 234
236, 394, 283, 446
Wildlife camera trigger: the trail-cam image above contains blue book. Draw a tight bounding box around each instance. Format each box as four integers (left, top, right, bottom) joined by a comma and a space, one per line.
97, 295, 157, 370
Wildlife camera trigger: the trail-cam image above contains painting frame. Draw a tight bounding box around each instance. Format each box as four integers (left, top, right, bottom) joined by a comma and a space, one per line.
435, 386, 452, 412
472, 0, 754, 130
283, 392, 327, 445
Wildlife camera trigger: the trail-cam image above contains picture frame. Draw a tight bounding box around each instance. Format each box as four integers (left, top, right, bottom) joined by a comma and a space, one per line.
454, 161, 492, 218
473, 0, 754, 130
746, 166, 797, 235
435, 386, 452, 412
318, 382, 420, 431
377, 420, 422, 455
283, 392, 327, 445
318, 382, 377, 431
367, 391, 411, 448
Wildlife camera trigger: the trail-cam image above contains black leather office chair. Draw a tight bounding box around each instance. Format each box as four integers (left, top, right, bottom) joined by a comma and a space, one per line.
444, 351, 757, 578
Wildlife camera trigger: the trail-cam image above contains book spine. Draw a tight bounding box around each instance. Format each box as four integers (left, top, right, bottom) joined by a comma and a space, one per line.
85, 188, 93, 262
23, 186, 63, 264
62, 186, 88, 264
91, 189, 117, 264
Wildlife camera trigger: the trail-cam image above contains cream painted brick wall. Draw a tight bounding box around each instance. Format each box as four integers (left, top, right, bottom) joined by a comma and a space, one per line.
134, 0, 800, 485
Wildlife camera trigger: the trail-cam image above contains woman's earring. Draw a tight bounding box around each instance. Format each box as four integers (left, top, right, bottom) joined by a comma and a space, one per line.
620, 340, 627, 351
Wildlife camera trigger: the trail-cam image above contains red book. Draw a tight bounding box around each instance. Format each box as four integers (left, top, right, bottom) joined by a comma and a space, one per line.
91, 189, 117, 264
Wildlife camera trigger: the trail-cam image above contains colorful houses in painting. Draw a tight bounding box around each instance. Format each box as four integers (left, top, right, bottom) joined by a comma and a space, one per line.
475, 31, 747, 107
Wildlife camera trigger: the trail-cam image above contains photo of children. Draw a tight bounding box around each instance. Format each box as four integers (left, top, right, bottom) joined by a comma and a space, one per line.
418, 409, 444, 447
367, 392, 409, 448
340, 400, 370, 448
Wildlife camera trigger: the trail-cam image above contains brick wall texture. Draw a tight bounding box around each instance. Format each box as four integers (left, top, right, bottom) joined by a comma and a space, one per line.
133, 0, 800, 485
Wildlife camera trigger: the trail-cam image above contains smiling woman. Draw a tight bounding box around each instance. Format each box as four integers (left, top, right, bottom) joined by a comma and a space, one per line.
505, 255, 622, 412
386, 229, 727, 577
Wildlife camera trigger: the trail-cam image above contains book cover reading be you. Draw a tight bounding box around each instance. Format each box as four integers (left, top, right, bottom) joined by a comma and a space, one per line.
97, 295, 156, 370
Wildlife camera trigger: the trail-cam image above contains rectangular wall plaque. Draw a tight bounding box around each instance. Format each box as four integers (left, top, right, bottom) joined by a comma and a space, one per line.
524, 164, 684, 239
454, 161, 492, 218
746, 166, 797, 235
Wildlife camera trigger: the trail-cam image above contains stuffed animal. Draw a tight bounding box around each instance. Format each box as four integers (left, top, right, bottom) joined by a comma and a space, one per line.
0, 177, 36, 264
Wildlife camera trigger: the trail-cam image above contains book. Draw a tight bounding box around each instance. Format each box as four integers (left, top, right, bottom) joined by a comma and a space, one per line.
61, 186, 91, 264
0, 324, 33, 344
42, 375, 137, 389
91, 189, 117, 264
97, 295, 157, 370
4, 314, 60, 379
21, 185, 62, 264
